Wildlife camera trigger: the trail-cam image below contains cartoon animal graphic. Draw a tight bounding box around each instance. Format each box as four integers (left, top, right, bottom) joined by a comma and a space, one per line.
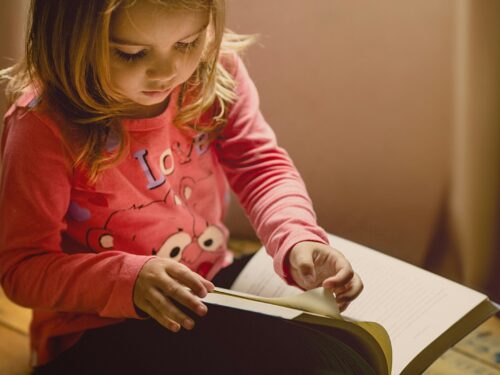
85, 173, 227, 279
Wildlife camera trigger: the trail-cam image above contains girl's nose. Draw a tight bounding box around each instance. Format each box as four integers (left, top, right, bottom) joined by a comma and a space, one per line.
146, 57, 178, 81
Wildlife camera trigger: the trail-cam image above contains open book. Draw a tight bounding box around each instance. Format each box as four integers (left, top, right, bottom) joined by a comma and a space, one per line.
203, 233, 498, 375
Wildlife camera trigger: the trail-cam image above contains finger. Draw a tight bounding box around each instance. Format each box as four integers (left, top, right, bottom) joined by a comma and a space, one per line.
338, 301, 350, 312
168, 263, 213, 298
322, 258, 354, 289
337, 288, 362, 303
332, 281, 352, 296
140, 299, 182, 333
291, 249, 316, 284
158, 275, 208, 317
202, 278, 215, 292
336, 275, 364, 302
148, 288, 196, 330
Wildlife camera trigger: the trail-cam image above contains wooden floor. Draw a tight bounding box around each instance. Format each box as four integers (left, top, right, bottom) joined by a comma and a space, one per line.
0, 287, 32, 375
424, 317, 500, 374
0, 239, 499, 374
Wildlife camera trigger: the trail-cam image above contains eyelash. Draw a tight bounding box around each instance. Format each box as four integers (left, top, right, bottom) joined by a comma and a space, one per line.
175, 36, 202, 52
113, 49, 147, 63
113, 36, 202, 63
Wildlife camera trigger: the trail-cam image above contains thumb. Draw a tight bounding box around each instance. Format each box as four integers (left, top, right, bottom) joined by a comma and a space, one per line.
293, 250, 316, 283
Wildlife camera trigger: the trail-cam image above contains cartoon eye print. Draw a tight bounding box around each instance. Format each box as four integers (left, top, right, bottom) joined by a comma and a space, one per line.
100, 234, 114, 250
194, 133, 210, 155
197, 226, 224, 252
183, 186, 192, 200
156, 231, 192, 261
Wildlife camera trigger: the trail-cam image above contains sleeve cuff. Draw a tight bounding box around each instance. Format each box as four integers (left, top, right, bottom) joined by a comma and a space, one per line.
100, 255, 156, 319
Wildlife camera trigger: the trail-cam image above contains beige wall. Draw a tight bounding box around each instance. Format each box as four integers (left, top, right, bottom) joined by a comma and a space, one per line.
450, 0, 500, 300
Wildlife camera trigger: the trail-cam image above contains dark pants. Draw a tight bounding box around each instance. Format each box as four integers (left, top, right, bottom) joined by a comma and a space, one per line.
32, 255, 376, 375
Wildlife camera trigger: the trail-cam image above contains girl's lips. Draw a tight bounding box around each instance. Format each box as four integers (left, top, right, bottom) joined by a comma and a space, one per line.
142, 88, 171, 97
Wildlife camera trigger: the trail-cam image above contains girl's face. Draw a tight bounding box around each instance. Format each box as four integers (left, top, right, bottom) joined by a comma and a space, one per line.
109, 1, 209, 115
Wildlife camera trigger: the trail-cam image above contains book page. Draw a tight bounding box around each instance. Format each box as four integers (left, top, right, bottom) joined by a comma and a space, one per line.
203, 291, 303, 320
213, 287, 340, 318
231, 248, 302, 297
327, 234, 489, 375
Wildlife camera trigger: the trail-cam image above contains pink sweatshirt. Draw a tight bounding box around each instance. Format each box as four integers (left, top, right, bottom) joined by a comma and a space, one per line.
0, 55, 328, 366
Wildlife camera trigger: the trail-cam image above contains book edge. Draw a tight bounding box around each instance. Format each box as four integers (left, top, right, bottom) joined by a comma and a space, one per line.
400, 299, 498, 375
295, 313, 391, 375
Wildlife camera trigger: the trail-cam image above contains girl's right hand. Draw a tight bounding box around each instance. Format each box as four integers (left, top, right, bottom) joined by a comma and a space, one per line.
133, 257, 215, 333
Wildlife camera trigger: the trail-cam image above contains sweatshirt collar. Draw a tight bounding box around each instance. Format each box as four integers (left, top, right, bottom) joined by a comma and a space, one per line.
122, 87, 180, 132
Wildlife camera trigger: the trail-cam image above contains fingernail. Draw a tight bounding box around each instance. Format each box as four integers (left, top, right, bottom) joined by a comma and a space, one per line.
197, 305, 208, 316
183, 319, 195, 330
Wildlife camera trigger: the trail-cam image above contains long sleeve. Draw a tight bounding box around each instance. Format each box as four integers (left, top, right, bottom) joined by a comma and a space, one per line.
0, 105, 151, 318
216, 56, 329, 283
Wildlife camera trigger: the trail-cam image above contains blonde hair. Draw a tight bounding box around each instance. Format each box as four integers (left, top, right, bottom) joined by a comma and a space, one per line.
0, 0, 255, 183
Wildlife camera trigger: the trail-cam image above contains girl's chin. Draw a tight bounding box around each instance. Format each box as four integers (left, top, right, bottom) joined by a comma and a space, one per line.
134, 95, 169, 106
127, 96, 171, 118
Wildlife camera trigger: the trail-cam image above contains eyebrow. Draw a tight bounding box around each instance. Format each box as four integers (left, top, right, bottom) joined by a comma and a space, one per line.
109, 24, 209, 47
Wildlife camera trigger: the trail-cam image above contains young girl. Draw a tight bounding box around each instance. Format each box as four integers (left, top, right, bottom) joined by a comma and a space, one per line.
0, 0, 369, 373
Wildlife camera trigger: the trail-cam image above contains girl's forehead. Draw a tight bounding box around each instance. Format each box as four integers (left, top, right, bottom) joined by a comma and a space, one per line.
110, 1, 209, 44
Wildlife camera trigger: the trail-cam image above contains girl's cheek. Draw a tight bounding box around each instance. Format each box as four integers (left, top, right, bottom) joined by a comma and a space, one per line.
111, 60, 143, 75
110, 68, 142, 94
111, 62, 143, 80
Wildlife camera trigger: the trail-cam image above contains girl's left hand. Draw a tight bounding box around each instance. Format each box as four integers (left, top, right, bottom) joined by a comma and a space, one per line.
287, 241, 363, 312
